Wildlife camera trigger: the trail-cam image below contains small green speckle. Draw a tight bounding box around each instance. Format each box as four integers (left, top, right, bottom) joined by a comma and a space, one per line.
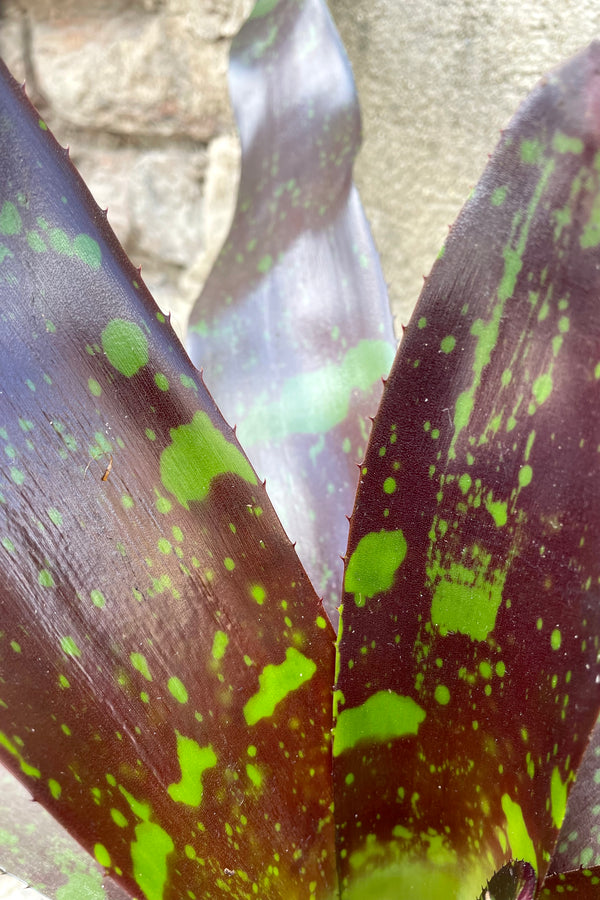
90, 589, 106, 608
154, 372, 169, 392
38, 568, 55, 588
519, 465, 533, 488
434, 685, 450, 705
316, 616, 327, 629
491, 186, 508, 206
10, 641, 20, 653
88, 378, 102, 397
211, 630, 229, 661
257, 254, 273, 274
60, 636, 81, 658
111, 808, 128, 828
168, 676, 189, 704
48, 508, 63, 526
1, 537, 15, 553
383, 477, 396, 494
48, 778, 62, 799
0, 201, 22, 235
440, 335, 456, 354
246, 763, 262, 788
94, 843, 111, 868
251, 584, 266, 605
224, 557, 235, 571
551, 628, 562, 651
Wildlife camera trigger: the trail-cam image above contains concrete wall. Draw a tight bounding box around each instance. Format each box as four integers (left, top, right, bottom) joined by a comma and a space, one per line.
2, 1, 599, 334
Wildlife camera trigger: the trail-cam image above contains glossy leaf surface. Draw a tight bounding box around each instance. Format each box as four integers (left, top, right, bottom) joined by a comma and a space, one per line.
0, 59, 337, 900
333, 42, 600, 899
187, 0, 396, 625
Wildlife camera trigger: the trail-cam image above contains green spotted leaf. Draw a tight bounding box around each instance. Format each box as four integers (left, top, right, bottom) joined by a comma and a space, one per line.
0, 60, 337, 900
333, 42, 600, 899
539, 867, 600, 898
187, 0, 395, 626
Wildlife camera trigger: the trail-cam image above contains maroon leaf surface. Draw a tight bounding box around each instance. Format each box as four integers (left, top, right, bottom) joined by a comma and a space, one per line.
0, 59, 337, 900
187, 0, 396, 626
333, 42, 600, 898
539, 867, 600, 898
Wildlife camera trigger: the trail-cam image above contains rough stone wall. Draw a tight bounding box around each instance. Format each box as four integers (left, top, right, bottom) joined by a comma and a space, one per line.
0, 0, 252, 339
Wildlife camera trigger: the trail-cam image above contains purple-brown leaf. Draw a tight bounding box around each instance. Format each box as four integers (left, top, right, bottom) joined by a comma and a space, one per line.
333, 42, 600, 898
0, 59, 337, 900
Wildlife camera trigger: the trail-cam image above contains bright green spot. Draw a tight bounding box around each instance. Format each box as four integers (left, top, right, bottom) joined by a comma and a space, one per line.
257, 254, 273, 273
440, 335, 456, 354
0, 732, 40, 779
119, 786, 174, 900
59, 675, 70, 689
552, 132, 583, 154
111, 808, 128, 828
237, 340, 395, 445
485, 494, 507, 527
160, 411, 257, 508
90, 589, 105, 608
243, 647, 316, 726
131, 652, 152, 682
519, 465, 533, 488
458, 474, 471, 495
168, 732, 217, 806
550, 765, 568, 828
434, 685, 450, 705
246, 763, 262, 788
429, 545, 505, 642
1, 537, 15, 553
491, 186, 508, 206
251, 584, 266, 605
60, 636, 81, 658
154, 372, 169, 391
10, 467, 25, 485
168, 676, 188, 703
345, 529, 407, 606
418, 317, 427, 329
316, 616, 327, 629
501, 793, 537, 872
101, 319, 149, 377
0, 201, 22, 235
48, 778, 62, 799
88, 378, 102, 397
94, 843, 111, 868
224, 556, 235, 571
551, 628, 562, 650
157, 538, 172, 555
73, 233, 101, 269
333, 690, 425, 757
383, 477, 396, 495
211, 630, 229, 661
532, 372, 552, 406
38, 568, 55, 588
10, 641, 20, 653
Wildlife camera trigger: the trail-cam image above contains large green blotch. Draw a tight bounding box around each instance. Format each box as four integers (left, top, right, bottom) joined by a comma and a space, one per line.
345, 529, 407, 606
501, 794, 537, 873
101, 319, 149, 377
160, 410, 257, 508
342, 854, 488, 900
428, 545, 506, 642
237, 340, 395, 446
243, 647, 316, 726
333, 690, 425, 757
167, 731, 217, 806
119, 786, 174, 900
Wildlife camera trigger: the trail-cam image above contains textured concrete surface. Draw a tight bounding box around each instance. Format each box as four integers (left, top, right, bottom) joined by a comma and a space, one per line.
329, 0, 600, 326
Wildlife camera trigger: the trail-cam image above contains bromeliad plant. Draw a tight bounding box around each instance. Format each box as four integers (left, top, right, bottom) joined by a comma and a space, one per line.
0, 1, 599, 899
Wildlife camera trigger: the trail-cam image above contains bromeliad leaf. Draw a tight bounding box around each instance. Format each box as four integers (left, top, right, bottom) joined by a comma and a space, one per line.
187, 0, 396, 626
0, 60, 338, 900
333, 42, 600, 899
